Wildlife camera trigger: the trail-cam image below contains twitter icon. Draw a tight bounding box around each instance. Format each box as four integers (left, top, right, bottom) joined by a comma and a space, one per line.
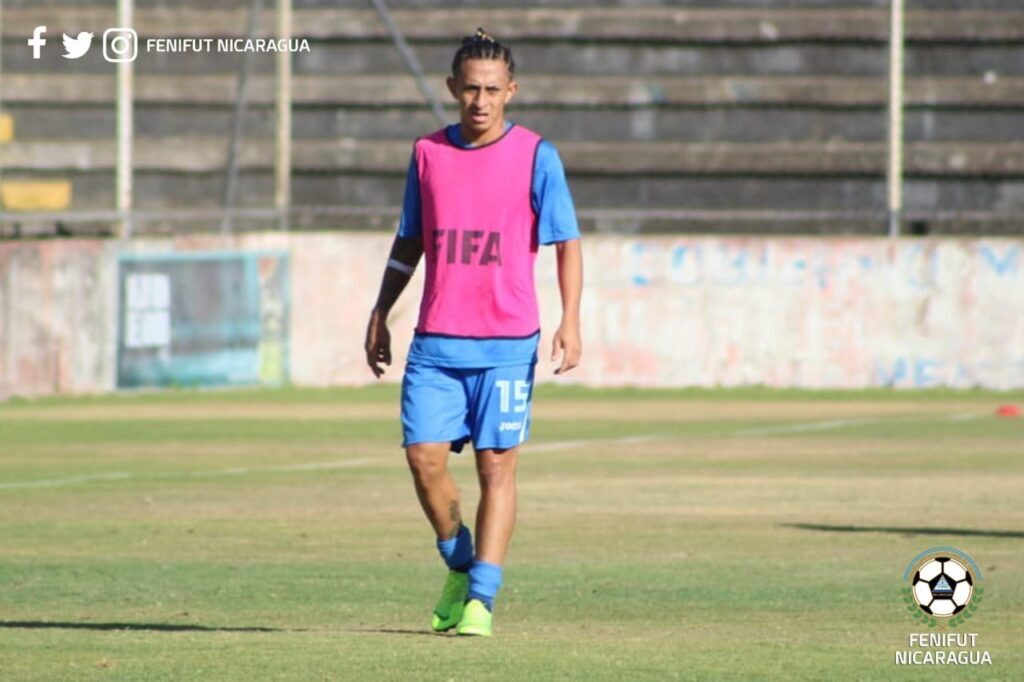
62, 32, 94, 59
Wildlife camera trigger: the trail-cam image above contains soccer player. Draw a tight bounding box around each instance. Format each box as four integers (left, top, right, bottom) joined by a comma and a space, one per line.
364, 28, 583, 637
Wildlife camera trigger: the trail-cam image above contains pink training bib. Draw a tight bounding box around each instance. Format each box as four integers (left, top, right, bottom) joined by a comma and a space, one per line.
414, 125, 543, 338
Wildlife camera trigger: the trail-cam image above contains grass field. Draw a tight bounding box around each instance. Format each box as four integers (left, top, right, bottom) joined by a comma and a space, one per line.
1, 385, 1022, 681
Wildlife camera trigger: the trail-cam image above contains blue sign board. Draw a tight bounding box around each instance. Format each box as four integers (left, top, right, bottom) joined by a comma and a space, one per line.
117, 251, 290, 389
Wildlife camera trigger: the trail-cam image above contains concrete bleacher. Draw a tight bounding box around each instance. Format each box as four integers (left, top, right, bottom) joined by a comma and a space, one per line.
1, 0, 1022, 236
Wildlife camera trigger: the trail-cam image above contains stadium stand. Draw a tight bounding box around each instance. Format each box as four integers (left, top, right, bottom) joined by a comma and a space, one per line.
1, 0, 1022, 236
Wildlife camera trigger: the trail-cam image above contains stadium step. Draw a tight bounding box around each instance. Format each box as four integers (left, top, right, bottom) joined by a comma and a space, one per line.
1, 0, 1014, 10
9, 41, 1024, 79
3, 7, 1023, 42
5, 104, 1023, 144
22, 166, 1021, 210
5, 74, 1024, 108
5, 204, 1019, 238
4, 137, 1023, 177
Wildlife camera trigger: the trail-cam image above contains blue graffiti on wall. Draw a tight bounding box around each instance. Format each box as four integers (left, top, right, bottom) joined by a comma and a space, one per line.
875, 357, 1022, 388
630, 242, 652, 286
980, 245, 1019, 276
629, 240, 1023, 292
875, 358, 950, 388
630, 241, 842, 289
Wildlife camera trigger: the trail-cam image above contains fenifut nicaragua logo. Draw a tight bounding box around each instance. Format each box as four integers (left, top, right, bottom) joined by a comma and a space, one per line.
896, 547, 992, 666
902, 546, 983, 628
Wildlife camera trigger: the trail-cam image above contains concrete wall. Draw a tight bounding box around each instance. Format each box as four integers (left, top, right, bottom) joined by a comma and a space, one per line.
1, 233, 1021, 399
581, 236, 1023, 389
0, 239, 118, 399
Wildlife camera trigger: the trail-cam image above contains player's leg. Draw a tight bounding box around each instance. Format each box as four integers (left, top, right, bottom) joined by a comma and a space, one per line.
456, 362, 535, 636
405, 442, 474, 631
456, 445, 517, 636
401, 363, 476, 631
473, 446, 518, 567
405, 441, 463, 539
402, 362, 473, 538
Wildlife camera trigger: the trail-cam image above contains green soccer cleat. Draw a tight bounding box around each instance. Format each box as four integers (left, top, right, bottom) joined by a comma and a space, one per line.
455, 598, 493, 637
431, 570, 469, 632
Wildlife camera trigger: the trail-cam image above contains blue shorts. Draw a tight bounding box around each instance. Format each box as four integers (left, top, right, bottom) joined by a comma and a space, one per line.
401, 362, 536, 453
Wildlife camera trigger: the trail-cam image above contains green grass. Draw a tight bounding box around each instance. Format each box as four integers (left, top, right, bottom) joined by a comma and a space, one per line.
1, 387, 1022, 680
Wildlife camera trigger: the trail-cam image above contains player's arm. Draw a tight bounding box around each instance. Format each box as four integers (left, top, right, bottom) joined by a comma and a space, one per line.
365, 236, 423, 378
365, 152, 424, 378
533, 140, 583, 375
551, 238, 582, 375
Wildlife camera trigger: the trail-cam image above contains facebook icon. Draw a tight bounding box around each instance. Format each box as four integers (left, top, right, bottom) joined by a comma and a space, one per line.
28, 26, 47, 59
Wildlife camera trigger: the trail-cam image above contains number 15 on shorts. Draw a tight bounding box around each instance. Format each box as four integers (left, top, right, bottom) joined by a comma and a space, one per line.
495, 380, 530, 414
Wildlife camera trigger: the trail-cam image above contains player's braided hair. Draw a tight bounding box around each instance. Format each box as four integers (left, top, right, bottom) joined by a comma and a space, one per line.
451, 28, 515, 78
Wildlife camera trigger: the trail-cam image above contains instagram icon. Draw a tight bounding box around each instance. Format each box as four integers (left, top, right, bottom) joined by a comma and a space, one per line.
103, 27, 138, 63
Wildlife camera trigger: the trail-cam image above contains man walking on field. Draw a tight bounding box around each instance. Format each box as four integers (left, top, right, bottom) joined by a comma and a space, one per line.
364, 29, 583, 637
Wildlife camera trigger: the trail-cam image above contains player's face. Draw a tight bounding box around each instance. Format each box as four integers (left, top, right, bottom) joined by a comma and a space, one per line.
447, 59, 517, 143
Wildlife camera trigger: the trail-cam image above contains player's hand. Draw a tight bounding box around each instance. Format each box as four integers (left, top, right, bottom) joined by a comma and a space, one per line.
551, 321, 581, 375
365, 308, 392, 378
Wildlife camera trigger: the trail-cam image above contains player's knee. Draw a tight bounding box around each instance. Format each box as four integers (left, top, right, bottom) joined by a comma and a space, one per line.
405, 445, 446, 481
477, 452, 517, 490
478, 467, 515, 492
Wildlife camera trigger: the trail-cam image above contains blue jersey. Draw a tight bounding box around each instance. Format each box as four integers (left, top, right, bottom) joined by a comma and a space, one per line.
398, 123, 580, 368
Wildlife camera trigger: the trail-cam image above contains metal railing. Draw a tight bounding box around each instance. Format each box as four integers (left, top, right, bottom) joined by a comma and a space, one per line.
888, 0, 905, 238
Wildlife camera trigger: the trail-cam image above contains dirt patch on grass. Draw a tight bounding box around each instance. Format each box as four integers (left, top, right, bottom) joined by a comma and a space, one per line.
44, 439, 398, 460
569, 436, 1024, 459
532, 400, 994, 423
0, 403, 399, 421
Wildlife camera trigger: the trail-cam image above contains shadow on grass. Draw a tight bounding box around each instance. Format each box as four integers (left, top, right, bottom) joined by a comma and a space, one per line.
783, 523, 1024, 539
350, 628, 446, 637
0, 621, 448, 637
0, 621, 293, 633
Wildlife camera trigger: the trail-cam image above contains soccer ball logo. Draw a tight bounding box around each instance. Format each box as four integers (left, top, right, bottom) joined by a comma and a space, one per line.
910, 556, 973, 617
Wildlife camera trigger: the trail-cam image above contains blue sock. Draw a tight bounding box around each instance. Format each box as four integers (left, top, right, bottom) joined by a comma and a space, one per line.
436, 525, 473, 572
467, 559, 503, 612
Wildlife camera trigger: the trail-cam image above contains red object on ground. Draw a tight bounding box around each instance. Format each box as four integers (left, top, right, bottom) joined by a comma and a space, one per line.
995, 404, 1021, 418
